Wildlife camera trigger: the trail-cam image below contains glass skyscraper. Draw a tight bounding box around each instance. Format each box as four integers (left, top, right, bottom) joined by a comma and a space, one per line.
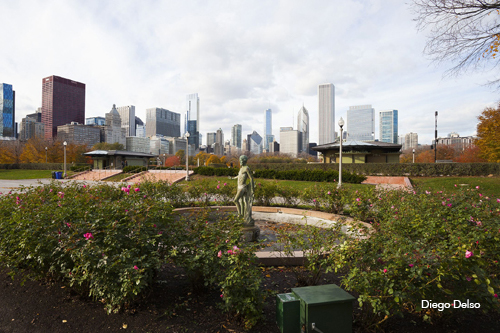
297, 106, 309, 154
231, 124, 242, 149
41, 76, 85, 140
379, 110, 398, 144
264, 109, 273, 152
145, 108, 181, 138
0, 83, 15, 137
318, 83, 335, 145
186, 93, 200, 133
346, 105, 375, 142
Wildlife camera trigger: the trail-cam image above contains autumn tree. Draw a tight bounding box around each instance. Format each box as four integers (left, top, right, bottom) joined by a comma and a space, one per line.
91, 142, 124, 151
412, 0, 500, 86
175, 149, 185, 164
164, 156, 181, 167
194, 151, 210, 166
455, 145, 487, 162
0, 140, 24, 163
205, 155, 221, 165
476, 103, 500, 162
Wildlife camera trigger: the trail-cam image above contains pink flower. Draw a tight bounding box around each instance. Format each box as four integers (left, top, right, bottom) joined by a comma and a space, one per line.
476, 221, 482, 226
134, 188, 140, 192
409, 264, 414, 268
220, 294, 224, 298
227, 250, 233, 255
425, 191, 430, 195
216, 185, 220, 189
313, 199, 316, 202
133, 265, 138, 270
66, 223, 71, 227
327, 191, 331, 195
383, 268, 388, 273
497, 199, 500, 203
58, 192, 64, 199
224, 183, 227, 186
356, 198, 360, 202
217, 250, 222, 258
143, 195, 147, 198
476, 186, 480, 189
153, 224, 156, 228
466, 277, 472, 281
495, 294, 498, 298
465, 250, 473, 258
83, 185, 86, 188
84, 233, 93, 240
448, 203, 452, 207
454, 184, 457, 187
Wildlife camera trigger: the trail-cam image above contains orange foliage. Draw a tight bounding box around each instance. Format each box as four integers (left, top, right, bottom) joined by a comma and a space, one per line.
164, 156, 181, 167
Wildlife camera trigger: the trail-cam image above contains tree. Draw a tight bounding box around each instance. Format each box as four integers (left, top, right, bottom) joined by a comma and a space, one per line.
455, 145, 487, 162
91, 142, 124, 151
175, 150, 185, 164
164, 156, 181, 167
476, 103, 500, 161
412, 0, 500, 86
205, 155, 221, 165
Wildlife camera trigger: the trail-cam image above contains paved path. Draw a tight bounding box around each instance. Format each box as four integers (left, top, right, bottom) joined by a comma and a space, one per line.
0, 179, 122, 194
361, 176, 413, 190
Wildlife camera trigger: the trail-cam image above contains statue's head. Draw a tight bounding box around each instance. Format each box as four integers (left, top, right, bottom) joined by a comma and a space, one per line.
239, 155, 248, 165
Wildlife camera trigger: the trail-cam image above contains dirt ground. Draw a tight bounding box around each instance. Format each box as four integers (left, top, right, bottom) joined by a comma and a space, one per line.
1, 264, 500, 333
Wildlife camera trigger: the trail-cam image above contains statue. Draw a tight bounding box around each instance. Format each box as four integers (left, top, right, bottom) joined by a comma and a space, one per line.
232, 155, 259, 241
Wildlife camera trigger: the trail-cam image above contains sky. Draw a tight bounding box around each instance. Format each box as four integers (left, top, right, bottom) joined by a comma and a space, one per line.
2, 0, 499, 145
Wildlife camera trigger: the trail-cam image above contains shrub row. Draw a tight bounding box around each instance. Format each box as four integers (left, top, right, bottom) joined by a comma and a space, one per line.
194, 166, 239, 177
248, 162, 500, 176
0, 163, 64, 170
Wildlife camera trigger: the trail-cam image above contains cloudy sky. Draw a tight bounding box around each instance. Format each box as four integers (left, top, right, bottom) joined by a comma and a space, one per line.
2, 0, 499, 145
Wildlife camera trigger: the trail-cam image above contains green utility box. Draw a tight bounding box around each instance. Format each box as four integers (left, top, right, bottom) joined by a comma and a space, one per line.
276, 293, 301, 333
292, 284, 355, 333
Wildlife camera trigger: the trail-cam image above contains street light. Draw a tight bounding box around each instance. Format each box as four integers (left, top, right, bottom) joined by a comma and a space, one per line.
435, 111, 438, 163
337, 117, 344, 189
45, 147, 48, 163
413, 148, 415, 163
185, 132, 190, 181
63, 141, 67, 178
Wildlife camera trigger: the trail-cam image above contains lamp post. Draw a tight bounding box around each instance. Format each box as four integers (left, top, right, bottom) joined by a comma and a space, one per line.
63, 141, 67, 178
45, 147, 48, 163
337, 117, 344, 189
413, 148, 415, 163
185, 132, 190, 181
435, 111, 438, 163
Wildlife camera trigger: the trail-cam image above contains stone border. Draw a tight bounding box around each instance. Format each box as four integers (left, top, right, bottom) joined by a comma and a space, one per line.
173, 206, 372, 266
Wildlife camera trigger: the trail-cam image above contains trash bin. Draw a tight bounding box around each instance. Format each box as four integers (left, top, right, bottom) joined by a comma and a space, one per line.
51, 171, 56, 179
55, 172, 62, 179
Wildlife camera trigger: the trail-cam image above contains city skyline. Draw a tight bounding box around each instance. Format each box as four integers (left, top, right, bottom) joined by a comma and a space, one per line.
1, 1, 499, 145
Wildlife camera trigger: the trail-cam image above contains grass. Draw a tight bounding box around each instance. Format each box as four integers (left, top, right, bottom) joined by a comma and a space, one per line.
0, 169, 54, 180
411, 176, 500, 198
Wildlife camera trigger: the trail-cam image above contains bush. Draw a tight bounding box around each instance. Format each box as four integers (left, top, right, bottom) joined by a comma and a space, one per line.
254, 168, 366, 184
194, 166, 239, 177
70, 164, 92, 172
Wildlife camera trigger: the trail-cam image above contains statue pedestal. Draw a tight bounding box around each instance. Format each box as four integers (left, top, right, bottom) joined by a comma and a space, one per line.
241, 225, 260, 242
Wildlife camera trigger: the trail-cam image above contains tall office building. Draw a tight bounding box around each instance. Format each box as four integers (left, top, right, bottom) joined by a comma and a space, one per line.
346, 105, 375, 141
247, 131, 263, 155
20, 109, 44, 141
187, 120, 199, 149
297, 105, 309, 154
318, 83, 335, 145
41, 76, 85, 140
263, 109, 273, 152
116, 105, 136, 137
102, 104, 126, 146
206, 132, 216, 147
404, 132, 418, 150
0, 83, 15, 137
215, 128, 224, 156
379, 110, 398, 144
280, 127, 302, 158
231, 124, 242, 149
145, 108, 181, 138
135, 116, 146, 138
186, 93, 200, 132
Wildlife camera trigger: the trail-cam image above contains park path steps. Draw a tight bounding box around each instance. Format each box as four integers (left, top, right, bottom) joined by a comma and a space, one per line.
124, 170, 194, 184
69, 170, 122, 181
361, 176, 412, 190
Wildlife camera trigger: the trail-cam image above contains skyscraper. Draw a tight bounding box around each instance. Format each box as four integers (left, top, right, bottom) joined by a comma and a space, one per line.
116, 105, 136, 137
404, 132, 418, 150
41, 75, 85, 140
206, 132, 216, 147
247, 131, 263, 155
0, 83, 15, 137
186, 93, 200, 132
346, 105, 375, 141
145, 108, 181, 138
231, 124, 242, 149
297, 105, 309, 154
264, 109, 273, 152
379, 110, 398, 143
187, 120, 199, 149
318, 83, 335, 145
215, 128, 224, 156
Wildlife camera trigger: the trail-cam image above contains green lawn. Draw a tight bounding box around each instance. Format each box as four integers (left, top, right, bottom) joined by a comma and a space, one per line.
0, 169, 54, 180
411, 176, 500, 198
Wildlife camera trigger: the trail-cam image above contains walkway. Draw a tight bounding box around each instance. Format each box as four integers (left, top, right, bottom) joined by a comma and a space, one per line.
361, 176, 412, 190
69, 170, 122, 181
124, 170, 193, 184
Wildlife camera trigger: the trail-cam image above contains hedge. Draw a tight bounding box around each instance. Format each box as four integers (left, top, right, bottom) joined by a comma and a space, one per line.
0, 163, 64, 170
194, 166, 239, 177
248, 163, 500, 177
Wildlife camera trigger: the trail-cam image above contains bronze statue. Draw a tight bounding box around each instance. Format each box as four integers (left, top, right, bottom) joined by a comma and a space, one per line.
233, 155, 255, 226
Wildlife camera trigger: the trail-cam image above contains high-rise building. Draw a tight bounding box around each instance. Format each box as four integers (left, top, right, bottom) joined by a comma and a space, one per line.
318, 83, 335, 145
102, 104, 126, 146
57, 122, 101, 147
206, 132, 216, 147
215, 128, 224, 155
247, 131, 263, 155
186, 93, 200, 133
145, 108, 181, 138
41, 75, 85, 140
404, 132, 418, 150
86, 117, 105, 126
116, 105, 136, 137
346, 105, 375, 141
126, 136, 150, 154
20, 111, 44, 141
135, 116, 145, 138
231, 124, 242, 149
263, 109, 273, 152
187, 120, 199, 149
0, 83, 15, 137
379, 110, 398, 144
280, 127, 302, 158
297, 105, 309, 154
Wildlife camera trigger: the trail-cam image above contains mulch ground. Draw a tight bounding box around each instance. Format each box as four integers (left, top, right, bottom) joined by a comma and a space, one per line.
1, 264, 500, 333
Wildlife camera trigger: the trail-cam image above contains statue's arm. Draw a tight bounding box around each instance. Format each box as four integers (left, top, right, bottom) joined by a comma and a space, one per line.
246, 168, 255, 189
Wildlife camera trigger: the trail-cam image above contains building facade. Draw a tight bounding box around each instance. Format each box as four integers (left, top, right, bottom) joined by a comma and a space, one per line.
437, 132, 475, 151
297, 105, 309, 154
126, 136, 150, 153
231, 124, 242, 149
248, 131, 263, 155
0, 83, 15, 137
379, 110, 398, 143
187, 120, 199, 149
186, 93, 200, 133
57, 122, 101, 147
280, 127, 302, 158
404, 132, 418, 150
318, 83, 335, 145
86, 117, 105, 126
206, 132, 216, 148
102, 104, 126, 146
41, 76, 85, 140
145, 108, 181, 138
150, 136, 170, 155
19, 116, 44, 141
215, 128, 224, 156
116, 105, 136, 137
263, 109, 273, 152
346, 105, 375, 141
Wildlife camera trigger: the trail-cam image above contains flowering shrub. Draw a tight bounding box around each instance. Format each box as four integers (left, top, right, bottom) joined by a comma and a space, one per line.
332, 187, 500, 325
